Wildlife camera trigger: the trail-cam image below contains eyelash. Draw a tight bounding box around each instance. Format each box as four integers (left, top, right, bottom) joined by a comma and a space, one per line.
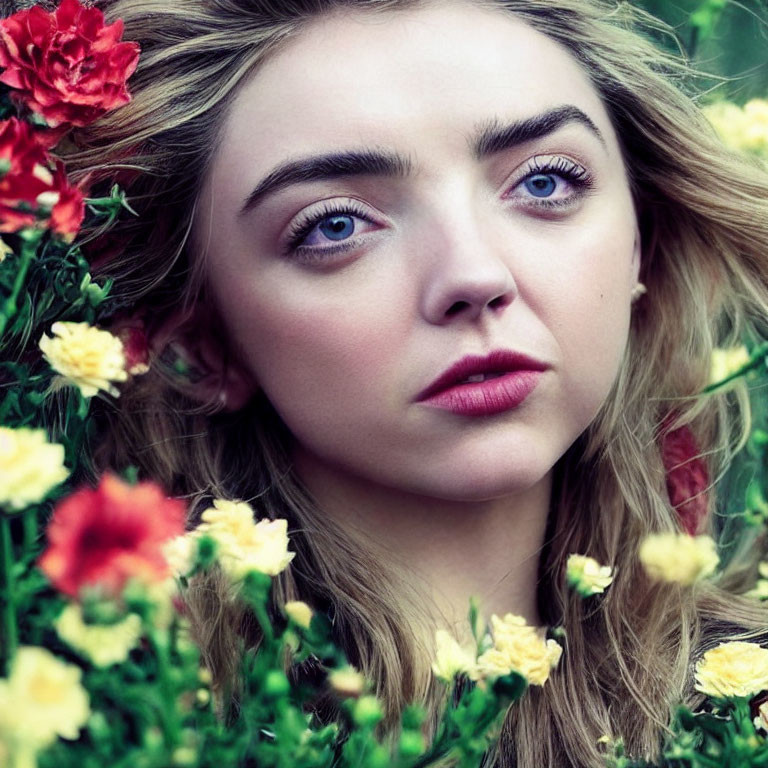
283, 156, 594, 259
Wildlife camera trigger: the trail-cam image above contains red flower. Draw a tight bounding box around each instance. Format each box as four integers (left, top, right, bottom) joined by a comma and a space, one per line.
0, 117, 84, 236
661, 419, 710, 535
114, 322, 150, 376
38, 473, 186, 598
0, 0, 140, 129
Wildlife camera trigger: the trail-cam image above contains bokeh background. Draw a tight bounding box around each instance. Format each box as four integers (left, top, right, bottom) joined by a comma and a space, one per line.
635, 0, 768, 100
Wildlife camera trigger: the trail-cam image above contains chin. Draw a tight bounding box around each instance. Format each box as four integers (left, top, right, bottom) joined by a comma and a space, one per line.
396, 450, 554, 502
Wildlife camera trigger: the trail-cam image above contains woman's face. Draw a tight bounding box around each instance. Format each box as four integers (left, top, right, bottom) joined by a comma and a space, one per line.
196, 0, 640, 501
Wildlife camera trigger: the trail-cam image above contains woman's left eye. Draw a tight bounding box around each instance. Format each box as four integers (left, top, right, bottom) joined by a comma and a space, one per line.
507, 156, 594, 209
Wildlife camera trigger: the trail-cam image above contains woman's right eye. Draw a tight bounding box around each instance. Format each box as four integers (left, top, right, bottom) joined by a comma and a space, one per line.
283, 199, 380, 260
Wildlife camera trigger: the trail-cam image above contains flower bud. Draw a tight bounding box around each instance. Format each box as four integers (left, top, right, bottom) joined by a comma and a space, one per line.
352, 695, 383, 728
263, 669, 290, 700
329, 666, 366, 698
398, 729, 425, 758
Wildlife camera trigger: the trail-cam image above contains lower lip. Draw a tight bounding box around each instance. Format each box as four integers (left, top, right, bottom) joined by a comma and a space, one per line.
419, 371, 543, 416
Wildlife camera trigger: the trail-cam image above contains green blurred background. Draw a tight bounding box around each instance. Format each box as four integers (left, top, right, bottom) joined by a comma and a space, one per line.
633, 0, 768, 101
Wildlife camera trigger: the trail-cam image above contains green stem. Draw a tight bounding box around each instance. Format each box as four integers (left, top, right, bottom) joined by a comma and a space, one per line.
150, 629, 180, 750
0, 515, 18, 673
0, 234, 41, 342
21, 508, 37, 561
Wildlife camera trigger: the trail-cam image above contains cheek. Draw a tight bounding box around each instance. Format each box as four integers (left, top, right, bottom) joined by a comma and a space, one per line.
532, 215, 635, 413
218, 265, 412, 426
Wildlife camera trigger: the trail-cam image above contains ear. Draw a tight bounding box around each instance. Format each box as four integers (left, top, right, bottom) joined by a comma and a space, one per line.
149, 307, 258, 412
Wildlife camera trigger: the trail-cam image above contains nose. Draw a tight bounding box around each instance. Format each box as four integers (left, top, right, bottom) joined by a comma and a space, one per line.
419, 211, 518, 325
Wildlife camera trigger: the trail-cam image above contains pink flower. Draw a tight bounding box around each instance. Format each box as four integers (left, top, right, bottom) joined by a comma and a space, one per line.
661, 418, 710, 535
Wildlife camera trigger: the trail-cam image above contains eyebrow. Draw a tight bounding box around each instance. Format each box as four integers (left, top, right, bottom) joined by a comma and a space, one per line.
238, 104, 604, 216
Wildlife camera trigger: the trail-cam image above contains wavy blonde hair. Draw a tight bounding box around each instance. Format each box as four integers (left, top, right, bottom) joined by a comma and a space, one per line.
63, 0, 768, 765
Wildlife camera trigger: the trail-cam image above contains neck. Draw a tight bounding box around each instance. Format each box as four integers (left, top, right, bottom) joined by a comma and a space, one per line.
293, 447, 552, 643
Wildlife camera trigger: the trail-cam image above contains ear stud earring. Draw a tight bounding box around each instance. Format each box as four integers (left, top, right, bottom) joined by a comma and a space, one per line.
630, 282, 647, 303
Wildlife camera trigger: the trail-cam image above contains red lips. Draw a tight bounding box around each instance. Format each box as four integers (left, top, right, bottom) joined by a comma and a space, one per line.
417, 349, 548, 401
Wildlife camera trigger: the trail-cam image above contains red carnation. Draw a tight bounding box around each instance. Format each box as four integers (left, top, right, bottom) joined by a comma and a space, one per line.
0, 0, 140, 129
38, 473, 186, 599
661, 419, 710, 535
0, 117, 84, 236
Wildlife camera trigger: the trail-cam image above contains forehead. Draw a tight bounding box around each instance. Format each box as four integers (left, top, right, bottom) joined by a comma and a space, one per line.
209, 1, 621, 196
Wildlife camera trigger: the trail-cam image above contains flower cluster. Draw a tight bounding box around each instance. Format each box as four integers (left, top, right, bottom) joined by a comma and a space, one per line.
703, 99, 768, 157
432, 613, 562, 689
638, 532, 719, 586
188, 498, 296, 582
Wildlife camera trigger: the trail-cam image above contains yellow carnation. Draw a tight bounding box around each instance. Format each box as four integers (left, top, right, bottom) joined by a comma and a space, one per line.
0, 426, 68, 511
0, 646, 90, 749
566, 554, 614, 597
196, 499, 295, 580
284, 600, 313, 629
39, 321, 127, 398
694, 641, 768, 699
431, 629, 477, 682
638, 533, 719, 586
710, 345, 751, 387
55, 603, 142, 667
473, 613, 561, 686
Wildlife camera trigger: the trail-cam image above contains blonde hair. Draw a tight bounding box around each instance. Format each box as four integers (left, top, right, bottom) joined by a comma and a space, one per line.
66, 0, 768, 765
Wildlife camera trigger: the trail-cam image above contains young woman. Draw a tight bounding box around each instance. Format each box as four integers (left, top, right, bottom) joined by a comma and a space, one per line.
66, 0, 768, 765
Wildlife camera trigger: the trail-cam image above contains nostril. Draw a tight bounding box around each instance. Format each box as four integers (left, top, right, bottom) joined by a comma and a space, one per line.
488, 294, 509, 310
446, 300, 470, 317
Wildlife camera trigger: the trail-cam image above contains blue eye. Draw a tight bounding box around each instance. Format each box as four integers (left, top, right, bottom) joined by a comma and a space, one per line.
524, 174, 557, 198
319, 214, 355, 241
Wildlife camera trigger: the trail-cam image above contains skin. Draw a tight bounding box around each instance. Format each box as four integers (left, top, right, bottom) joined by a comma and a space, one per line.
194, 0, 640, 633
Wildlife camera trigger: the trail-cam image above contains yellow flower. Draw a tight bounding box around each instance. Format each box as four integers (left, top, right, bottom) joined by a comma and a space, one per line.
54, 603, 142, 667
638, 533, 719, 586
0, 427, 69, 511
0, 237, 12, 262
163, 534, 198, 579
39, 321, 127, 398
566, 554, 614, 597
703, 99, 768, 157
284, 600, 313, 629
473, 614, 562, 686
431, 629, 477, 682
328, 666, 366, 698
196, 499, 295, 580
710, 346, 751, 387
0, 646, 90, 750
694, 641, 768, 699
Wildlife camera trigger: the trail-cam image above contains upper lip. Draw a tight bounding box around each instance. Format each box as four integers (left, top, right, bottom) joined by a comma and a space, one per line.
416, 349, 549, 401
